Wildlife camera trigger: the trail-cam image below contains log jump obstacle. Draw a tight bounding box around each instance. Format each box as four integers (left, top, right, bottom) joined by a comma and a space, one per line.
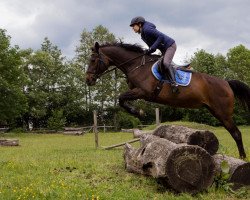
122, 125, 250, 193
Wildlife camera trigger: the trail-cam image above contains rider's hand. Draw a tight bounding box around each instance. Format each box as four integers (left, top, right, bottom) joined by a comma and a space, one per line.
144, 48, 155, 55
144, 49, 150, 55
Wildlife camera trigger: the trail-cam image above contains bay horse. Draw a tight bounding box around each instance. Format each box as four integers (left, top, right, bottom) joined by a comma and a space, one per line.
86, 42, 250, 158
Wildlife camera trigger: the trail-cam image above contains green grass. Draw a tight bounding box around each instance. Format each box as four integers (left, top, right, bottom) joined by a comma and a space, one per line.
0, 122, 250, 200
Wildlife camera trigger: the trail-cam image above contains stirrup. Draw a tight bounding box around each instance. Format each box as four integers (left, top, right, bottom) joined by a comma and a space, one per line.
171, 82, 178, 87
171, 83, 179, 94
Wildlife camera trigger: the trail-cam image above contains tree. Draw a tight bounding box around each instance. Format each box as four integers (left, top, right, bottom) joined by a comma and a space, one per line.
214, 53, 228, 79
227, 44, 250, 85
191, 49, 216, 75
24, 38, 82, 127
47, 109, 66, 131
0, 29, 27, 125
226, 45, 250, 124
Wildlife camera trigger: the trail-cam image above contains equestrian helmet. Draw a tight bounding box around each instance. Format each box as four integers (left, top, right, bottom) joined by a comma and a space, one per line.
130, 16, 145, 26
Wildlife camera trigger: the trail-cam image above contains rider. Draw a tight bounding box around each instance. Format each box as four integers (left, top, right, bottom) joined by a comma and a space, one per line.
130, 16, 178, 93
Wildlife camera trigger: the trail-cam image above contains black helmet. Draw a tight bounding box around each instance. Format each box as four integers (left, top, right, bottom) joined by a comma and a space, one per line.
130, 16, 145, 26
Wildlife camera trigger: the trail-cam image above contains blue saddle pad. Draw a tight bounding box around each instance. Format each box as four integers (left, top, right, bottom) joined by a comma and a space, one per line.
151, 61, 192, 86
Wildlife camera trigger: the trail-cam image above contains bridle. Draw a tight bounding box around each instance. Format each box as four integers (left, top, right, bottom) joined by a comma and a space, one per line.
86, 52, 109, 80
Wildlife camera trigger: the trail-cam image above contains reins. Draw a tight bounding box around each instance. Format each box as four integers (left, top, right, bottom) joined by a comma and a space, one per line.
117, 53, 146, 68
100, 52, 157, 77
101, 53, 146, 76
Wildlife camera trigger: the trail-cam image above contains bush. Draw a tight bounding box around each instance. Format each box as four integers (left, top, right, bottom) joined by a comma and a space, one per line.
115, 111, 141, 129
9, 127, 26, 133
183, 108, 220, 126
233, 102, 249, 125
47, 109, 66, 131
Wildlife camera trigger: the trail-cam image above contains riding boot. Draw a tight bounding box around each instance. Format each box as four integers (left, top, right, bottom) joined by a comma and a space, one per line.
166, 65, 179, 94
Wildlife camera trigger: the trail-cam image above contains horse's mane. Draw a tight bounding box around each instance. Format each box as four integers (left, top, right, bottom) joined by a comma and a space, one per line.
101, 42, 144, 53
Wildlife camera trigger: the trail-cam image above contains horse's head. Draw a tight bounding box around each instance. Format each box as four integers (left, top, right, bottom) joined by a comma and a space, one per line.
86, 42, 110, 86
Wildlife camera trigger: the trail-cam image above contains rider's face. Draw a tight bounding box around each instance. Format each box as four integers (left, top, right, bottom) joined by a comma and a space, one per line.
132, 24, 141, 33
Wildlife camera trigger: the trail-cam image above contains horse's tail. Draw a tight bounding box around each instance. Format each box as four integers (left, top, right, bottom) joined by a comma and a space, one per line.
228, 80, 250, 111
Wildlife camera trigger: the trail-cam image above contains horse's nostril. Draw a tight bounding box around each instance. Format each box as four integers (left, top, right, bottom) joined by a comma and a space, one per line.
86, 78, 95, 86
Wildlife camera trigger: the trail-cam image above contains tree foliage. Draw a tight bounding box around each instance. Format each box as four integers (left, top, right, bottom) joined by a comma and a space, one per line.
0, 29, 27, 124
23, 38, 82, 127
227, 44, 250, 84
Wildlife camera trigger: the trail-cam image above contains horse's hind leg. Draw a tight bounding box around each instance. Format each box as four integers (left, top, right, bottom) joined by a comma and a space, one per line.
222, 117, 246, 158
207, 105, 246, 158
221, 118, 246, 158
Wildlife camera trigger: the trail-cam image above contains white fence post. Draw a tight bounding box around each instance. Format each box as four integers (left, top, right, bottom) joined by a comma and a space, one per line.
155, 108, 160, 126
93, 110, 98, 148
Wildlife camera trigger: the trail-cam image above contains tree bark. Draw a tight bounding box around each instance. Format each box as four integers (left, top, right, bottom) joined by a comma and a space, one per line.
150, 125, 219, 155
124, 134, 215, 194
213, 154, 250, 189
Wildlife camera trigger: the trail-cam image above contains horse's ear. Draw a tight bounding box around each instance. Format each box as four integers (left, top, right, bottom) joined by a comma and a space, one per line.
95, 42, 100, 53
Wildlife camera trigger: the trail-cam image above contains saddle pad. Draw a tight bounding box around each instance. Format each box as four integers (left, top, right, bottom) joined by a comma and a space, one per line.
151, 61, 192, 86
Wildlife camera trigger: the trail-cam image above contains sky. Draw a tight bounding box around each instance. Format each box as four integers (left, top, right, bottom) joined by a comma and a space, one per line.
1, 0, 250, 63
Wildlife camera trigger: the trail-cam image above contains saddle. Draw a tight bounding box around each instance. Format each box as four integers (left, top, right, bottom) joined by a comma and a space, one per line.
151, 59, 193, 87
158, 58, 192, 74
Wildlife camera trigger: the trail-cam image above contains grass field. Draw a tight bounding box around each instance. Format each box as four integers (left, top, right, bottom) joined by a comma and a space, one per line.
0, 121, 250, 200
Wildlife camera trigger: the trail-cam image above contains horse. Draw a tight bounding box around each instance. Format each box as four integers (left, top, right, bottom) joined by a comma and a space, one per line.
86, 41, 250, 159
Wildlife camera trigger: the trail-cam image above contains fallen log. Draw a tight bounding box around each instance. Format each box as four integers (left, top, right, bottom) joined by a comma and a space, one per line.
124, 134, 215, 194
0, 139, 19, 146
146, 125, 219, 155
64, 127, 83, 131
0, 128, 9, 133
63, 131, 84, 135
213, 154, 250, 189
63, 127, 85, 135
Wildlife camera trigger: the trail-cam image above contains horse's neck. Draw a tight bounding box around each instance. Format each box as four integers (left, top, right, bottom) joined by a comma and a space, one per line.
102, 47, 139, 72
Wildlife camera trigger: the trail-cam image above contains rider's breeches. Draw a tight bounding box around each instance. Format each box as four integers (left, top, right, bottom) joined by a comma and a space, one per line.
163, 42, 177, 69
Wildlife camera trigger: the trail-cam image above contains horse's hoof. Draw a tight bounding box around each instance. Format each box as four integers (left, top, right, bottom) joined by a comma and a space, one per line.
240, 153, 247, 160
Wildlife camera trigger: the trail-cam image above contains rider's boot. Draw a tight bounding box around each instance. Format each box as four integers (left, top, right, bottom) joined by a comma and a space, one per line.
166, 65, 179, 94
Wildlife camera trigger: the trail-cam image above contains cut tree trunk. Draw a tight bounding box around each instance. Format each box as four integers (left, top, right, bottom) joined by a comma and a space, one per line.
0, 139, 19, 146
150, 125, 219, 155
124, 134, 215, 194
213, 154, 250, 189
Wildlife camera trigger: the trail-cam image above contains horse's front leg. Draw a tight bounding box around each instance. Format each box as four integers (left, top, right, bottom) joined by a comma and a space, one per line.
119, 88, 146, 117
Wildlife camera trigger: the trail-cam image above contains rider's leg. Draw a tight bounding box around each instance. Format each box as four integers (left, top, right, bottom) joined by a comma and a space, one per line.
163, 43, 179, 93
166, 65, 177, 86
